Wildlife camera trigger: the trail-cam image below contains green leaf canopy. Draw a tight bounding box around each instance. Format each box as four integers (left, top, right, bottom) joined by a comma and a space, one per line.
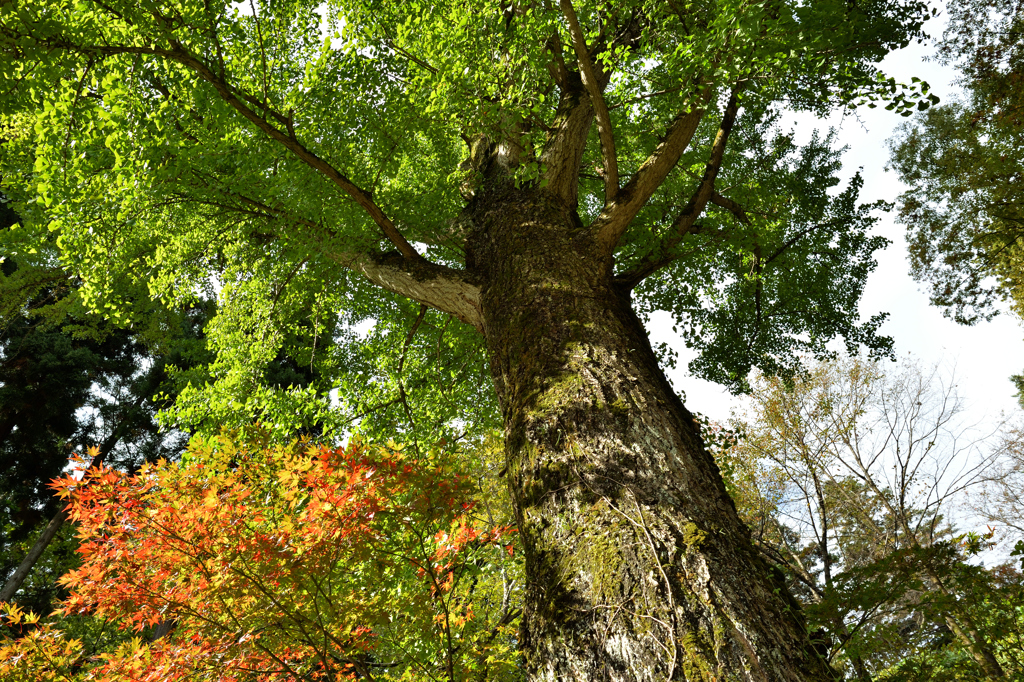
0, 0, 927, 433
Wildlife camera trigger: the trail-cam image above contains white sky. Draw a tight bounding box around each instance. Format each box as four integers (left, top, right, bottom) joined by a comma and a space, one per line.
650, 13, 1024, 430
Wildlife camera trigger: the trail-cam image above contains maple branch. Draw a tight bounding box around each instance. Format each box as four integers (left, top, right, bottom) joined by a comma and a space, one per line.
0, 399, 139, 603
560, 0, 618, 202
615, 91, 742, 287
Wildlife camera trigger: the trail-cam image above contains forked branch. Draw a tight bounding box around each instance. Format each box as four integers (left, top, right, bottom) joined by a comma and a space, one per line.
560, 0, 618, 202
616, 91, 742, 287
592, 96, 710, 255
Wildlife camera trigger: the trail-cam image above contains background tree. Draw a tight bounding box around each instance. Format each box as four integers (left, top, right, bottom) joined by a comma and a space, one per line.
729, 357, 1018, 679
0, 178, 228, 618
888, 0, 1024, 393
0, 0, 938, 677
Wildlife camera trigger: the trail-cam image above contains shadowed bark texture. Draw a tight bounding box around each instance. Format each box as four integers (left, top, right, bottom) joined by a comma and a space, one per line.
466, 186, 835, 681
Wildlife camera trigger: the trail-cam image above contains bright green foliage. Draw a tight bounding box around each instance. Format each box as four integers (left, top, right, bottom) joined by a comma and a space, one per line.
0, 0, 933, 434
889, 0, 1024, 327
1, 432, 523, 681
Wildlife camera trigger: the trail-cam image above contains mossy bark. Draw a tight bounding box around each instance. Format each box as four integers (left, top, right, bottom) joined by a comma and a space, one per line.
465, 186, 835, 681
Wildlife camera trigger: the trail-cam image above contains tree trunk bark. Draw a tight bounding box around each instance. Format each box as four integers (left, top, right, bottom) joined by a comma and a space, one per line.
466, 187, 834, 681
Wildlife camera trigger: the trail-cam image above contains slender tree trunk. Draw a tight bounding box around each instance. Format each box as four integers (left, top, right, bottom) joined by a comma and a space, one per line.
921, 566, 1005, 679
940, 611, 1004, 680
850, 654, 872, 682
467, 186, 834, 681
0, 507, 69, 603
889, 520, 1005, 677
0, 422, 127, 604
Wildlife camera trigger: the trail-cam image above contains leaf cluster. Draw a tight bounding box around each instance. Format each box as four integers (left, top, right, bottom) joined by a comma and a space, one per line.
2, 431, 523, 681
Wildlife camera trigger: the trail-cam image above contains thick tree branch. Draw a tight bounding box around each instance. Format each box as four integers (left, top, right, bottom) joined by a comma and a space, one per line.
162, 185, 483, 330
545, 30, 572, 91
329, 251, 484, 332
560, 0, 618, 201
538, 74, 594, 206
615, 92, 742, 287
591, 99, 709, 255
537, 10, 646, 207
710, 190, 750, 225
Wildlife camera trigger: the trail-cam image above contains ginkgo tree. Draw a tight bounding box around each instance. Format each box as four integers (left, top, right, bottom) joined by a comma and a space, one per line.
0, 0, 937, 677
0, 433, 522, 682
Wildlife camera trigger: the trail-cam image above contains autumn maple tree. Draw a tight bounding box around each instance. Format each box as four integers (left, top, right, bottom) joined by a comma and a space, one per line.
1, 433, 520, 682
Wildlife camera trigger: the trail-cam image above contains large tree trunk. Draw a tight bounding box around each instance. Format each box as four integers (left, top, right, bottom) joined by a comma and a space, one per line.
466, 186, 834, 681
